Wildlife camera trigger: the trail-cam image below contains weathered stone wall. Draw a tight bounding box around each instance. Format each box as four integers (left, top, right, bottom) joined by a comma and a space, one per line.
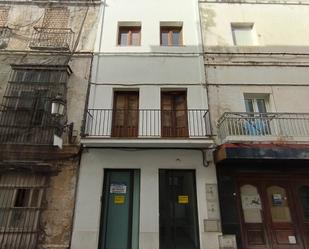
0, 3, 100, 51
39, 158, 79, 249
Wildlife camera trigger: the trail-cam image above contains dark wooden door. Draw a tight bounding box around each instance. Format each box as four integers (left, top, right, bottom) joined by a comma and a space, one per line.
112, 92, 139, 137
292, 182, 309, 249
237, 177, 307, 249
161, 92, 188, 137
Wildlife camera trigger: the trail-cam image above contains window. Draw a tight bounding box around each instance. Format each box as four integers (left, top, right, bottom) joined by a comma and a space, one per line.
231, 23, 255, 46
244, 97, 267, 113
0, 66, 69, 144
118, 26, 141, 46
112, 91, 139, 137
161, 91, 188, 137
0, 173, 46, 249
244, 95, 270, 135
160, 26, 182, 46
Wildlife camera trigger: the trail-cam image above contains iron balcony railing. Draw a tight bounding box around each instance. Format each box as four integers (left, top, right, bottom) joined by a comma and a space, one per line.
218, 112, 309, 141
0, 109, 62, 145
29, 27, 74, 51
84, 109, 211, 138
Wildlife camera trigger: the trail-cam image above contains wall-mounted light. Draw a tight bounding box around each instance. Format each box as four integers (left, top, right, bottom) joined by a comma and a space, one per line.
51, 95, 65, 116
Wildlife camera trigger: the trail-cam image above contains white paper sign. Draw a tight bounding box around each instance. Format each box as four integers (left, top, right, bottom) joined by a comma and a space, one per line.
241, 195, 262, 209
110, 183, 127, 194
288, 236, 296, 244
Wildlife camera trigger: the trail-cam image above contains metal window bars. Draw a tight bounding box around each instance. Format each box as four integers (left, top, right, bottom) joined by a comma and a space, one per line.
0, 173, 47, 249
29, 27, 74, 51
0, 68, 69, 145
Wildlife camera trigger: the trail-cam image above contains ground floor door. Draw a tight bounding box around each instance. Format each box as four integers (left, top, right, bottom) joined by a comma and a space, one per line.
237, 176, 309, 249
99, 169, 140, 249
159, 169, 200, 249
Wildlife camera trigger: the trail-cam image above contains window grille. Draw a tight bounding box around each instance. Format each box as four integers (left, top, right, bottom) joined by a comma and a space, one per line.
0, 173, 47, 249
0, 67, 69, 144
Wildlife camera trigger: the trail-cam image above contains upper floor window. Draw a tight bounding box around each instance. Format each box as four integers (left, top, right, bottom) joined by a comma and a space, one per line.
231, 23, 255, 46
160, 23, 183, 46
244, 96, 268, 113
118, 25, 141, 46
0, 66, 69, 144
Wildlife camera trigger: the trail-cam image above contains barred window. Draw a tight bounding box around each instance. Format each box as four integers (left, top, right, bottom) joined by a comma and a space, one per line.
0, 66, 69, 144
0, 173, 47, 249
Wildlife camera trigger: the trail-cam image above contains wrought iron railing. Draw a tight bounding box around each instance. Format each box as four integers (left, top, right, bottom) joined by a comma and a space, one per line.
218, 112, 309, 141
29, 27, 74, 51
83, 109, 211, 138
0, 109, 62, 145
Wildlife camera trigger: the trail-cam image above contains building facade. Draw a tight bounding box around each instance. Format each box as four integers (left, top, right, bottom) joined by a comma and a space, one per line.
71, 0, 216, 248
0, 1, 100, 249
199, 1, 309, 249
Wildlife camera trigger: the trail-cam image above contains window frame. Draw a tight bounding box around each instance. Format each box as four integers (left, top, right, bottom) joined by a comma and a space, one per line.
160, 26, 183, 46
117, 26, 141, 46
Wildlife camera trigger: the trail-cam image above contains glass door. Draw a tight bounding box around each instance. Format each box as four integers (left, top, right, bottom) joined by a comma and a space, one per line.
99, 170, 140, 249
159, 170, 199, 249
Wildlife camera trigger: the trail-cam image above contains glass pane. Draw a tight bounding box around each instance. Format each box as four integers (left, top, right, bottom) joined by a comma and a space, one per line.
298, 186, 309, 221
159, 170, 199, 249
267, 186, 292, 223
172, 31, 180, 46
161, 31, 169, 46
256, 99, 267, 113
245, 99, 254, 113
14, 188, 31, 207
131, 31, 140, 46
241, 185, 262, 223
119, 32, 128, 46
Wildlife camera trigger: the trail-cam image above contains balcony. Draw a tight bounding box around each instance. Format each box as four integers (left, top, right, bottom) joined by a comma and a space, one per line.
82, 109, 213, 148
29, 27, 74, 51
218, 112, 309, 144
0, 109, 62, 145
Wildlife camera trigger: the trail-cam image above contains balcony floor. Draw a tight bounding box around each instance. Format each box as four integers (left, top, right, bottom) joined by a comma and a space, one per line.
221, 135, 309, 145
81, 137, 214, 148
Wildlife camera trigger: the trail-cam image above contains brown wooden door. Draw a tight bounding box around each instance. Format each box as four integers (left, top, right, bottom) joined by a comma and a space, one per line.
237, 177, 307, 249
293, 182, 309, 249
161, 92, 188, 137
112, 91, 139, 137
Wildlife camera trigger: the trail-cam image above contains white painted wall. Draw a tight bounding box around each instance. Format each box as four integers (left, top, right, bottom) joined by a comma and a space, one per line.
90, 0, 207, 101
200, 3, 309, 46
95, 0, 202, 52
71, 149, 219, 249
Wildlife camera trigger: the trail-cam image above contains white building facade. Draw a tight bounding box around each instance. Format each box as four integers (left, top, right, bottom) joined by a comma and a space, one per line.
71, 0, 216, 249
